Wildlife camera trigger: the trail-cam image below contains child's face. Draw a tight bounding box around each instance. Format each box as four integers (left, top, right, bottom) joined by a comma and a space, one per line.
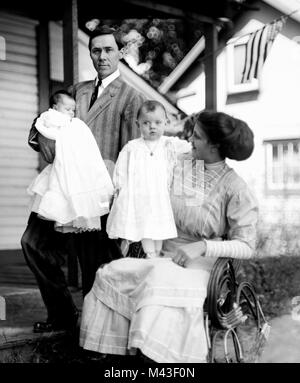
137, 107, 168, 141
54, 95, 76, 118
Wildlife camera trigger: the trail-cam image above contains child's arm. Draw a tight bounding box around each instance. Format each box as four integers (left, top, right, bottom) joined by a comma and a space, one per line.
166, 136, 192, 154
113, 144, 130, 195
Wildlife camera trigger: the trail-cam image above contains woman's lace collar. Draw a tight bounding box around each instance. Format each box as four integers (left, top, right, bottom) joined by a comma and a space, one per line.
204, 160, 226, 172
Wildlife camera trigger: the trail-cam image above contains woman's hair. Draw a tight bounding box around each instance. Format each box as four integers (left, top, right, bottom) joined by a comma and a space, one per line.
88, 25, 124, 51
195, 110, 254, 161
137, 100, 168, 120
49, 90, 73, 108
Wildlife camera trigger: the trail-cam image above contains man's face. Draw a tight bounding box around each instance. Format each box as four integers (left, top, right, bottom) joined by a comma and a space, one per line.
90, 34, 122, 79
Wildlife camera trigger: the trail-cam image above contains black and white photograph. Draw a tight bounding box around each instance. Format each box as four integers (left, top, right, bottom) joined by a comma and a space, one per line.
0, 0, 300, 370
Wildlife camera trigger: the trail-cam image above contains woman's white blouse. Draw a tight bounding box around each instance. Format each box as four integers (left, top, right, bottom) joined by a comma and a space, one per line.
169, 155, 259, 259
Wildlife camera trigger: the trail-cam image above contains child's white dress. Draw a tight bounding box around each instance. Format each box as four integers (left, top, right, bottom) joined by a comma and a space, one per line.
106, 136, 191, 241
27, 108, 114, 232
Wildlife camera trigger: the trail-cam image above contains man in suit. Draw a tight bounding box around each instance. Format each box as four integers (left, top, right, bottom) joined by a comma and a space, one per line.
21, 26, 146, 333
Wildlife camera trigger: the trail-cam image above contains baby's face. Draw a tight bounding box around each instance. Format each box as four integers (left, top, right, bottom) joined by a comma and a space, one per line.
55, 95, 76, 118
137, 107, 168, 141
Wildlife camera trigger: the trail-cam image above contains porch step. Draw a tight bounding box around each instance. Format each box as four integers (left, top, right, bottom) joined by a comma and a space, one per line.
0, 285, 83, 362
0, 326, 67, 362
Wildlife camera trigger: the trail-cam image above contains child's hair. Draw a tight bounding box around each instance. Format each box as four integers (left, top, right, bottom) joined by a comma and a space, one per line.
49, 90, 74, 108
137, 100, 168, 120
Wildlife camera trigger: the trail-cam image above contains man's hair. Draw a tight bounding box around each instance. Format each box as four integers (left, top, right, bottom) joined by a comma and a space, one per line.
88, 25, 124, 51
49, 90, 74, 108
137, 100, 168, 120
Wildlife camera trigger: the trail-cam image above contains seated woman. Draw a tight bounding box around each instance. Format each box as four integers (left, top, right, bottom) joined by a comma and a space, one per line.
79, 110, 258, 363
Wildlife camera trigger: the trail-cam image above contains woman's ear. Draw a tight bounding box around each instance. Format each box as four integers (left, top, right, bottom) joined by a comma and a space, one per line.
210, 143, 220, 153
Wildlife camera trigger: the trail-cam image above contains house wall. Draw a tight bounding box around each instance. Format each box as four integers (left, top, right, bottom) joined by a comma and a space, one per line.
175, 7, 300, 254
0, 12, 39, 250
0, 16, 180, 251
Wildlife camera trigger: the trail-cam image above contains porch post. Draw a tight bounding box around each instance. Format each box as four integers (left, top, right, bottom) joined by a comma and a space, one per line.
37, 20, 50, 172
204, 23, 218, 110
63, 0, 79, 287
63, 0, 79, 89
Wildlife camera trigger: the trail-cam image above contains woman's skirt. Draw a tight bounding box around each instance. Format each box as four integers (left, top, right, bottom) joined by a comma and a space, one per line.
80, 257, 211, 363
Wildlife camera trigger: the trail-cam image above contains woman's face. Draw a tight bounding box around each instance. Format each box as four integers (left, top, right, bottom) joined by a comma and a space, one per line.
190, 122, 212, 161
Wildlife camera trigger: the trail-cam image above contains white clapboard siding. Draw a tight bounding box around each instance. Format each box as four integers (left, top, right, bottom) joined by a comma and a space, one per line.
0, 12, 39, 250
0, 79, 37, 94
0, 71, 38, 85
1, 206, 31, 217
0, 147, 37, 160
0, 89, 37, 104
0, 109, 37, 123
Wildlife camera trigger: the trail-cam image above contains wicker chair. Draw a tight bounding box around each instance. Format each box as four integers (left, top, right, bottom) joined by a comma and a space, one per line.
127, 242, 270, 363
205, 257, 270, 363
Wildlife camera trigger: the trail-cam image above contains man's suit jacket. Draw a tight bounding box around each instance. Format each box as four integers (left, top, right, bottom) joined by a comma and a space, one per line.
28, 77, 146, 169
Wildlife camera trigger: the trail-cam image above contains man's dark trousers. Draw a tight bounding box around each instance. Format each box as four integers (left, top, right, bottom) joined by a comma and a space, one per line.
21, 212, 122, 327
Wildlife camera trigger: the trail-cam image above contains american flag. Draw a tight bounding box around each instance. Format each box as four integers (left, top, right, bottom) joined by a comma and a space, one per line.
241, 16, 287, 83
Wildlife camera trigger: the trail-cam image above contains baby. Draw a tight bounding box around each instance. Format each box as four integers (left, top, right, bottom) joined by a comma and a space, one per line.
106, 100, 191, 258
27, 90, 114, 233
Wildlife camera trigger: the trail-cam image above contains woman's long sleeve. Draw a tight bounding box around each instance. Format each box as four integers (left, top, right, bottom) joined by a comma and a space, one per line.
204, 186, 258, 259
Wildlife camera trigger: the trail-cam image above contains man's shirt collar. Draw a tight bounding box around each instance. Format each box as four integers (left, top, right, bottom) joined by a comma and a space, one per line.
95, 69, 120, 89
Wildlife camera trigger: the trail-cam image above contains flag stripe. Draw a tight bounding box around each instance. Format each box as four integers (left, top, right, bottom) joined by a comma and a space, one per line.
240, 17, 286, 84
254, 25, 268, 78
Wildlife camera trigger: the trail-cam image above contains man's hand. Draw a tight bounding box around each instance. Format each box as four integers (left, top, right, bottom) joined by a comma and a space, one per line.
37, 133, 56, 163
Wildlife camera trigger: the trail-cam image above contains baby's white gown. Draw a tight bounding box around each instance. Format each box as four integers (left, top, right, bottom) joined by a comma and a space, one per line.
27, 109, 114, 232
106, 136, 191, 241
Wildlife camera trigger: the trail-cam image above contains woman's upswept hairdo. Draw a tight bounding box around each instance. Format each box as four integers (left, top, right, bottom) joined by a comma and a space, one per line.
196, 110, 254, 161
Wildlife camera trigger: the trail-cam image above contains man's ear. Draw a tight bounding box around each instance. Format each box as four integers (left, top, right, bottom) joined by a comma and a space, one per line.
119, 47, 125, 59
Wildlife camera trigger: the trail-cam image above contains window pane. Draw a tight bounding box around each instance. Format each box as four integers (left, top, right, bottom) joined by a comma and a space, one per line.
294, 169, 300, 183
233, 44, 246, 84
293, 142, 299, 154
272, 144, 278, 160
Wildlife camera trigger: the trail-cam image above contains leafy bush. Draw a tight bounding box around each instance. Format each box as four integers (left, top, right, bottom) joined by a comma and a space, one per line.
240, 256, 300, 319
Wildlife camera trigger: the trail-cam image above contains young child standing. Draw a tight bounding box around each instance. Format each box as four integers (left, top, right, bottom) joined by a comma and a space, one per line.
106, 100, 191, 258
27, 90, 114, 233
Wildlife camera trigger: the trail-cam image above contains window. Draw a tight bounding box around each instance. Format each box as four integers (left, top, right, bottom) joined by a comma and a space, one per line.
264, 139, 300, 192
226, 35, 259, 95
0, 36, 5, 61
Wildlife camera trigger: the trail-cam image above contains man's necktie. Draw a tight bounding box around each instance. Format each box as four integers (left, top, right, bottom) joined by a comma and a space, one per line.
89, 80, 101, 110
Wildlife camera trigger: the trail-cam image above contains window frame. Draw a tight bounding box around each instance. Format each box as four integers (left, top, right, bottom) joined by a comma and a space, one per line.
264, 138, 300, 194
226, 35, 260, 95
